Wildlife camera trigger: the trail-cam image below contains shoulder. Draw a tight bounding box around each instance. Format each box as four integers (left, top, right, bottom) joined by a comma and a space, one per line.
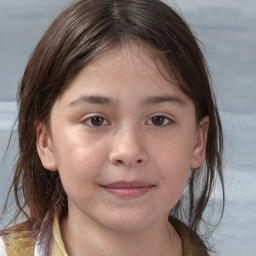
169, 217, 209, 256
0, 236, 8, 256
0, 227, 36, 256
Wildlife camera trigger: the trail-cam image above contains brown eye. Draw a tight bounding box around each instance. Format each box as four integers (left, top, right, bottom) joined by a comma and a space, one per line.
85, 116, 109, 127
151, 116, 165, 125
91, 117, 104, 126
147, 115, 172, 126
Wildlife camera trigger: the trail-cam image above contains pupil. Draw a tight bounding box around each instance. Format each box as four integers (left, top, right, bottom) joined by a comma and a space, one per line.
92, 117, 103, 126
152, 116, 164, 125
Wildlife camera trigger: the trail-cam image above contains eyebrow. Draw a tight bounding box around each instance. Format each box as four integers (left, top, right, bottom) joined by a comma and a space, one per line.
69, 95, 117, 107
68, 94, 187, 107
141, 95, 187, 107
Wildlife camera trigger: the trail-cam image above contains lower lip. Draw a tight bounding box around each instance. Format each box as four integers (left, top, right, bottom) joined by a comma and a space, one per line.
102, 186, 154, 199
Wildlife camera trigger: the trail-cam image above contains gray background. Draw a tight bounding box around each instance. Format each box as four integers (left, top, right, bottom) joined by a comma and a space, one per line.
0, 0, 255, 255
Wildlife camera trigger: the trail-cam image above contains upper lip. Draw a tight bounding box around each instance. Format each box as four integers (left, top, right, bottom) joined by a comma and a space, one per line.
101, 181, 154, 188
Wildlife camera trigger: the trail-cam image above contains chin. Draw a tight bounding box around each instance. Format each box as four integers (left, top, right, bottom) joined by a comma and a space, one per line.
98, 210, 163, 233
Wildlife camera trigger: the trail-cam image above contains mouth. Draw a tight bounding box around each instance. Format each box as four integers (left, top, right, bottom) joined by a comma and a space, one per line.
100, 181, 155, 199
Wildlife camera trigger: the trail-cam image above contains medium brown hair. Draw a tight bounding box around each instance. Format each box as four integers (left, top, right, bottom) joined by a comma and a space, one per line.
1, 0, 224, 252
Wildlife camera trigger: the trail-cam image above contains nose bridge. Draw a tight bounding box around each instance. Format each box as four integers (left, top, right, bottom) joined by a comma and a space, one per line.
109, 122, 148, 167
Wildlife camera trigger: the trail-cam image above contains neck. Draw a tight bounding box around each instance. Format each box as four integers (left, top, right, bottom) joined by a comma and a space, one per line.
60, 212, 183, 256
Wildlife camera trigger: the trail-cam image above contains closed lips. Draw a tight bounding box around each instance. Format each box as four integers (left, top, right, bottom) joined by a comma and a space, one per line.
101, 181, 154, 188
101, 181, 155, 199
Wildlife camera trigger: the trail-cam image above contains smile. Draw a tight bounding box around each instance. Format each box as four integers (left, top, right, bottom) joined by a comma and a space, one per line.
100, 181, 155, 199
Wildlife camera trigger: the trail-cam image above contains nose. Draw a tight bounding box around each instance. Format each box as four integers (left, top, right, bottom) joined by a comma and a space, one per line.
109, 126, 148, 167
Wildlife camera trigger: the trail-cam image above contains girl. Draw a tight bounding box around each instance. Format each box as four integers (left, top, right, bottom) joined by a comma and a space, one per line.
0, 0, 224, 255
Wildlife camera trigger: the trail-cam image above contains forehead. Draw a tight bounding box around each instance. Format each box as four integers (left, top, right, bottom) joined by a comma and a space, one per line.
58, 42, 190, 105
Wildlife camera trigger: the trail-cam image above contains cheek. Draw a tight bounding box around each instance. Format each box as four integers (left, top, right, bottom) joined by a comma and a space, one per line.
159, 148, 190, 189
52, 131, 109, 192
149, 132, 193, 203
158, 154, 190, 210
151, 131, 195, 170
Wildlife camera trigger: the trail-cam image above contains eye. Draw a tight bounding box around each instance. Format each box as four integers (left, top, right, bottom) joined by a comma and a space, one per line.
84, 116, 109, 127
146, 115, 173, 126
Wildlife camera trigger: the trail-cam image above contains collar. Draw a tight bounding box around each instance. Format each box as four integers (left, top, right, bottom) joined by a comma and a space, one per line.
34, 215, 68, 256
34, 215, 208, 256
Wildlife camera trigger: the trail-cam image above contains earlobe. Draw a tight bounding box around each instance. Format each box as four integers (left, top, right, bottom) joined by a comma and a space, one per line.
36, 123, 58, 171
190, 116, 209, 170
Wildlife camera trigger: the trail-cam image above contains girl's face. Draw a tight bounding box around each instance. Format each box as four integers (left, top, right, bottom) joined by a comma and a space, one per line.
37, 43, 208, 232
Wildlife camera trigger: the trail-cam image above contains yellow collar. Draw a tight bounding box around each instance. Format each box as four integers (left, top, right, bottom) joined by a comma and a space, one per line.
5, 215, 207, 256
51, 215, 68, 256
51, 216, 208, 256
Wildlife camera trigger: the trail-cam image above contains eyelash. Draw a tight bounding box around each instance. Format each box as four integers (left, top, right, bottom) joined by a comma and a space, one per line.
83, 115, 110, 127
146, 115, 173, 126
83, 114, 173, 127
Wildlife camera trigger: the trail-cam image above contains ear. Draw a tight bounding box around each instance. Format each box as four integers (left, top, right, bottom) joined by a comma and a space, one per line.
36, 123, 58, 171
190, 116, 209, 170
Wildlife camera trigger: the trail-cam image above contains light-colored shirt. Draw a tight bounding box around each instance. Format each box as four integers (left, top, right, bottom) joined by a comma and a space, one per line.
0, 236, 8, 256
1, 215, 209, 256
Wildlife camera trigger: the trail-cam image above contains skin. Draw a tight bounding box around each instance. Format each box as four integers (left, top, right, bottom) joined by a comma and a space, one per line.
37, 43, 209, 256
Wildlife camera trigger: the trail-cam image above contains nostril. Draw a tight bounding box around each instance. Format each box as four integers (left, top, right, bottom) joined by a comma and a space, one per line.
117, 159, 123, 164
114, 158, 144, 166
